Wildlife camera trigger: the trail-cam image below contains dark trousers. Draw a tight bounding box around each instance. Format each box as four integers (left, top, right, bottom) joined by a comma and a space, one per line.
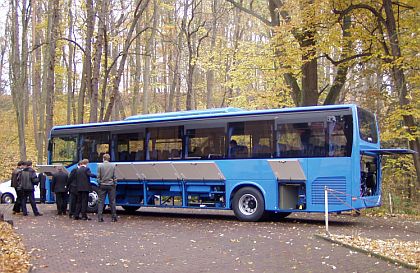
98, 184, 117, 219
55, 192, 68, 214
13, 190, 23, 213
40, 189, 46, 203
75, 191, 89, 218
21, 190, 39, 215
68, 191, 78, 216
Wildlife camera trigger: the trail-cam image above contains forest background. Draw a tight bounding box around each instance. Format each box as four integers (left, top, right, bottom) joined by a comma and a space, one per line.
0, 0, 418, 213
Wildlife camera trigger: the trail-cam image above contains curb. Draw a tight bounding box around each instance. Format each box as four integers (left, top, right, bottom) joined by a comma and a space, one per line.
314, 234, 419, 271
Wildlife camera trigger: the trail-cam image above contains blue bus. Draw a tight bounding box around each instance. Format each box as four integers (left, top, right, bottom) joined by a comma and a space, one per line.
43, 104, 413, 221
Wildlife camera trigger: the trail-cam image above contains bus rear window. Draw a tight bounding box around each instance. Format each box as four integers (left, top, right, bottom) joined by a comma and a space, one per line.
357, 108, 378, 143
51, 135, 78, 165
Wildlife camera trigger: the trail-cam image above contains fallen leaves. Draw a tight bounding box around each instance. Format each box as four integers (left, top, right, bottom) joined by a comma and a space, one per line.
0, 222, 30, 273
330, 234, 419, 268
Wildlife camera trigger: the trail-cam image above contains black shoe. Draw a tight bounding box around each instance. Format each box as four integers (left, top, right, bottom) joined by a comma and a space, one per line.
81, 217, 91, 221
63, 212, 67, 215
22, 213, 28, 216
35, 213, 43, 216
98, 218, 104, 222
111, 217, 118, 222
69, 214, 73, 219
57, 212, 62, 215
74, 216, 80, 220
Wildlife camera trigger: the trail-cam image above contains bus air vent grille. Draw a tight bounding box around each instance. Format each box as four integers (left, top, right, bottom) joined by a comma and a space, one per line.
311, 177, 347, 205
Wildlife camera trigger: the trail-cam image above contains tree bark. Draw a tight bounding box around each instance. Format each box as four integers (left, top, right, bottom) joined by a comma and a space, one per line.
142, 0, 158, 114
32, 0, 43, 163
104, 0, 150, 122
45, 0, 60, 157
90, 0, 108, 123
382, 0, 420, 184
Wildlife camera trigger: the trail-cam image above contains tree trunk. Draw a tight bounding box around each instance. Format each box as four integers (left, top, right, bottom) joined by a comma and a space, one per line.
66, 0, 74, 125
142, 0, 158, 114
77, 0, 95, 124
382, 0, 420, 184
104, 0, 150, 122
10, 0, 28, 160
45, 0, 60, 157
131, 21, 142, 115
90, 0, 108, 123
206, 0, 217, 109
32, 0, 43, 163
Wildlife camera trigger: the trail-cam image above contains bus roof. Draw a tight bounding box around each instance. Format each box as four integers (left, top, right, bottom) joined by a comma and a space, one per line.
51, 104, 356, 133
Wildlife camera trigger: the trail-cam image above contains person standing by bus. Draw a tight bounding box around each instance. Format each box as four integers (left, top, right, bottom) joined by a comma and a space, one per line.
51, 167, 68, 215
97, 154, 117, 222
74, 159, 96, 220
11, 161, 24, 214
67, 162, 81, 219
20, 161, 42, 216
38, 172, 47, 203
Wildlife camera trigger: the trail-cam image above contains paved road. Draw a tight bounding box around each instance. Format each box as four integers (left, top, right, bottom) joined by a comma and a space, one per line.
2, 204, 419, 273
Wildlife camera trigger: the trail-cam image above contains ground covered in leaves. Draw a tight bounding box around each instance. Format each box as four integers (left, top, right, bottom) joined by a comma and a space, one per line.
330, 234, 419, 269
0, 221, 30, 273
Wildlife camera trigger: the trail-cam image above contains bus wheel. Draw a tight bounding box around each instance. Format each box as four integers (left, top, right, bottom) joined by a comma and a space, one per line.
232, 187, 265, 222
87, 185, 99, 213
122, 206, 141, 213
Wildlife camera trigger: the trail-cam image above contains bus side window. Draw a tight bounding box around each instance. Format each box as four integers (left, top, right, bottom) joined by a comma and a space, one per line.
186, 127, 225, 160
228, 120, 273, 159
81, 132, 110, 162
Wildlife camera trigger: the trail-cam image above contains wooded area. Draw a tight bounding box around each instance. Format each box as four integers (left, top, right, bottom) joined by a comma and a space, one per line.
0, 0, 418, 211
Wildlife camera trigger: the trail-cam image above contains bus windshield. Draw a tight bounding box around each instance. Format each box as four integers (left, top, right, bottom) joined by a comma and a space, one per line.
357, 107, 378, 143
51, 135, 78, 165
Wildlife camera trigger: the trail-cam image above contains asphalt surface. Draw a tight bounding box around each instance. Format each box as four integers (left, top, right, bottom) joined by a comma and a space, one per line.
1, 204, 419, 273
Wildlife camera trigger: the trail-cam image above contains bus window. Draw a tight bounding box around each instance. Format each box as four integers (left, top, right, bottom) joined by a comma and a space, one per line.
80, 132, 110, 162
115, 133, 145, 161
327, 115, 353, 157
277, 122, 326, 157
228, 121, 273, 159
357, 107, 378, 143
147, 126, 182, 160
186, 128, 225, 159
51, 135, 78, 165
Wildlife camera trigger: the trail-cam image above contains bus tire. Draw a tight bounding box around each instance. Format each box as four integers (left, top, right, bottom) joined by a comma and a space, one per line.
232, 187, 265, 222
122, 206, 141, 213
87, 185, 99, 213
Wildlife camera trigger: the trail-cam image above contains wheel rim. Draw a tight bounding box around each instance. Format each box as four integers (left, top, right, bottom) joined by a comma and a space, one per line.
2, 195, 13, 204
238, 193, 258, 216
88, 191, 99, 208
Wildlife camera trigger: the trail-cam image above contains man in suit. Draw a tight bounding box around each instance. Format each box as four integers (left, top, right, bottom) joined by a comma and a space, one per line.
51, 167, 68, 215
11, 161, 24, 214
97, 154, 117, 222
38, 172, 47, 203
74, 159, 96, 220
67, 162, 81, 219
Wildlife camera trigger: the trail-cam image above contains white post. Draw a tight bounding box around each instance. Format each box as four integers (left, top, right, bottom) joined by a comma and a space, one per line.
388, 192, 393, 215
324, 186, 329, 235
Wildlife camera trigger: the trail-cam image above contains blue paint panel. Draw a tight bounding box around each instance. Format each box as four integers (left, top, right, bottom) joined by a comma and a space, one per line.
307, 157, 352, 212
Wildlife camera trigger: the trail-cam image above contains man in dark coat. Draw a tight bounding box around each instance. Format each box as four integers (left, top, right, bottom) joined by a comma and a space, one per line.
11, 161, 24, 214
38, 172, 47, 203
51, 167, 68, 215
67, 162, 80, 218
74, 159, 96, 220
20, 161, 42, 216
